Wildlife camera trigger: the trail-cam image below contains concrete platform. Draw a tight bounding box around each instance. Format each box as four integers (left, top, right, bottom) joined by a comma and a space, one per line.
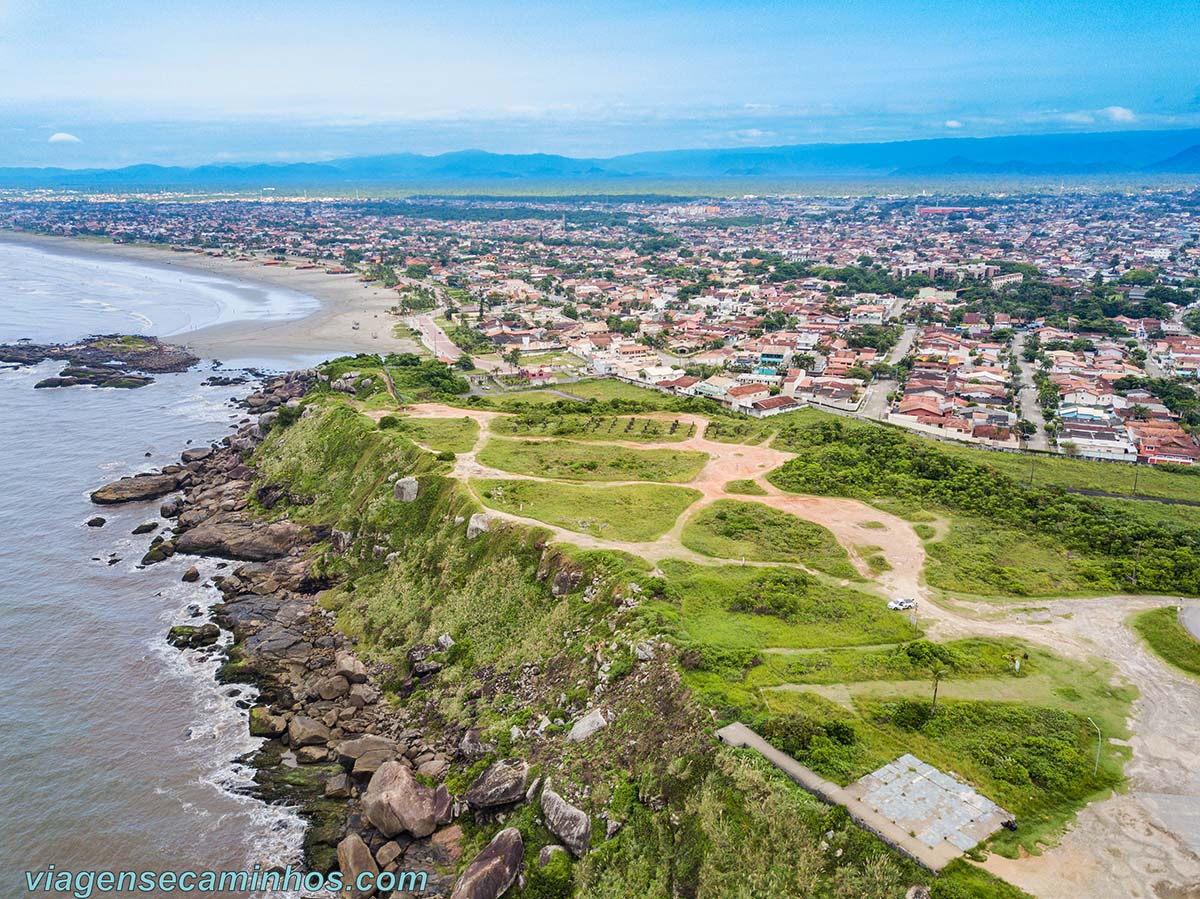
717, 722, 1010, 871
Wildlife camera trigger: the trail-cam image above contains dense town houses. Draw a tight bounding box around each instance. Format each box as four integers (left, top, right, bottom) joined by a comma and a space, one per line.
3, 189, 1198, 461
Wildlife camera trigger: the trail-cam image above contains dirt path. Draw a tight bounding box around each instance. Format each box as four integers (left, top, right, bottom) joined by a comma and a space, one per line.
977, 596, 1200, 899
400, 404, 925, 595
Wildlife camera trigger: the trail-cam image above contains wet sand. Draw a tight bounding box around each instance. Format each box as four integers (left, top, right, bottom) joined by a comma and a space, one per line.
0, 232, 423, 362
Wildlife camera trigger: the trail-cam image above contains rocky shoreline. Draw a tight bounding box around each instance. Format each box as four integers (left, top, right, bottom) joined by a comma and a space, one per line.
90, 370, 585, 899
0, 334, 198, 388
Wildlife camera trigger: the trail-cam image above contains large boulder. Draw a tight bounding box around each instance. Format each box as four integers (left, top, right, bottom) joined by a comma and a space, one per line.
464, 759, 529, 810
175, 514, 306, 561
334, 650, 369, 684
336, 832, 379, 899
467, 513, 492, 539
248, 706, 287, 738
363, 760, 439, 838
315, 674, 351, 700
459, 728, 495, 761
541, 787, 591, 857
334, 734, 399, 769
90, 472, 180, 504
288, 715, 331, 747
567, 708, 607, 743
449, 827, 524, 899
166, 623, 219, 649
394, 477, 419, 502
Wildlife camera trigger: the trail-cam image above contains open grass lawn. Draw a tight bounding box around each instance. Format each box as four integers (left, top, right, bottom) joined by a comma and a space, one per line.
702, 417, 777, 445
925, 516, 1117, 597
1131, 606, 1200, 678
657, 560, 920, 657
681, 499, 858, 579
490, 412, 694, 442
471, 478, 700, 542
938, 441, 1200, 505
380, 415, 480, 454
559, 378, 673, 403
491, 388, 573, 406
477, 437, 708, 483
725, 478, 767, 495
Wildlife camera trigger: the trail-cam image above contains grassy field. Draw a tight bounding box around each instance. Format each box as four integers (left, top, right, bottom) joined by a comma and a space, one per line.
938, 441, 1200, 504
725, 478, 768, 495
925, 516, 1116, 597
729, 637, 1135, 857
557, 378, 673, 403
490, 412, 694, 442
471, 478, 700, 542
477, 437, 708, 483
380, 415, 479, 453
656, 560, 920, 656
680, 499, 858, 579
702, 417, 777, 445
1131, 606, 1200, 678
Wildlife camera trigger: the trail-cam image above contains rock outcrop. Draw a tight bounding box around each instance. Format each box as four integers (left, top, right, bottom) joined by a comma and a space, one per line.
90, 472, 180, 504
175, 514, 309, 561
449, 828, 524, 899
541, 787, 592, 857
464, 759, 529, 810
362, 761, 439, 838
567, 707, 608, 742
336, 833, 379, 899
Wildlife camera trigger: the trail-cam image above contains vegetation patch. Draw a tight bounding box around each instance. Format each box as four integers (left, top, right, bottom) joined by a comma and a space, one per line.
652, 560, 920, 664
379, 415, 479, 454
1131, 606, 1200, 678
938, 441, 1200, 505
926, 517, 1114, 597
768, 416, 1200, 596
477, 437, 708, 483
472, 478, 700, 542
724, 478, 767, 495
490, 411, 693, 443
680, 499, 858, 579
702, 417, 776, 445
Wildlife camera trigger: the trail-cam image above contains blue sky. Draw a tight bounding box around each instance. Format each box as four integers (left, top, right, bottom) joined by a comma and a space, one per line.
1, 0, 1197, 166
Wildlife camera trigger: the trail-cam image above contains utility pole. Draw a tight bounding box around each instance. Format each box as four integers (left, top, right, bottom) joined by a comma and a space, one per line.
1087, 716, 1102, 777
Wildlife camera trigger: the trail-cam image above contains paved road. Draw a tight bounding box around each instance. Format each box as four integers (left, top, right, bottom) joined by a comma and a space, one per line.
1013, 332, 1051, 451
858, 324, 918, 420
1182, 605, 1200, 644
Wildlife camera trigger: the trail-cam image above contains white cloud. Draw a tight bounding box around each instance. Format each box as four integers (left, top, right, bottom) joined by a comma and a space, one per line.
943, 119, 962, 129
48, 131, 81, 143
1101, 105, 1136, 122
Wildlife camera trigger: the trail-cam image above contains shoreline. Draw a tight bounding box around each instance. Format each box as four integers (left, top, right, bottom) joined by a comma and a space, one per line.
0, 231, 424, 364
97, 372, 461, 891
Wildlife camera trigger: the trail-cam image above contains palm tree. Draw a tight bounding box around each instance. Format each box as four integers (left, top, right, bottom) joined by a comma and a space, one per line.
504, 348, 522, 373
930, 665, 948, 716
1129, 403, 1151, 421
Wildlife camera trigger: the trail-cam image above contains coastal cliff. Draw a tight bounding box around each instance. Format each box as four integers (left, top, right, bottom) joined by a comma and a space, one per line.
90, 356, 1022, 899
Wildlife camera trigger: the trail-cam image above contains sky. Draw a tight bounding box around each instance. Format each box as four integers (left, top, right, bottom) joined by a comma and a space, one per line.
1, 0, 1198, 167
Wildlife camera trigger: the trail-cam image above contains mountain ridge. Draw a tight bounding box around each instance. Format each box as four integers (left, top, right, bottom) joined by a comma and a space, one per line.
3, 128, 1198, 189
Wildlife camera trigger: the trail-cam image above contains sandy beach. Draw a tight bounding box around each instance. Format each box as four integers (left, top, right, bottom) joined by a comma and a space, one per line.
0, 231, 423, 362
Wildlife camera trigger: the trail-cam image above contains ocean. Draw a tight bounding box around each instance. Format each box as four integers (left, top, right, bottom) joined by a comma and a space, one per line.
0, 240, 333, 894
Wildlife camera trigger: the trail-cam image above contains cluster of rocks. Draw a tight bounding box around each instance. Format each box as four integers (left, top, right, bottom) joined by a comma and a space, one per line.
0, 334, 199, 389
88, 370, 602, 898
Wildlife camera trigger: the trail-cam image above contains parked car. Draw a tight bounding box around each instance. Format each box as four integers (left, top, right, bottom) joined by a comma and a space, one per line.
887, 598, 916, 611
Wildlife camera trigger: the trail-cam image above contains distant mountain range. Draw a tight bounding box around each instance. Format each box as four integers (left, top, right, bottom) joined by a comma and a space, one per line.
3, 129, 1199, 190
